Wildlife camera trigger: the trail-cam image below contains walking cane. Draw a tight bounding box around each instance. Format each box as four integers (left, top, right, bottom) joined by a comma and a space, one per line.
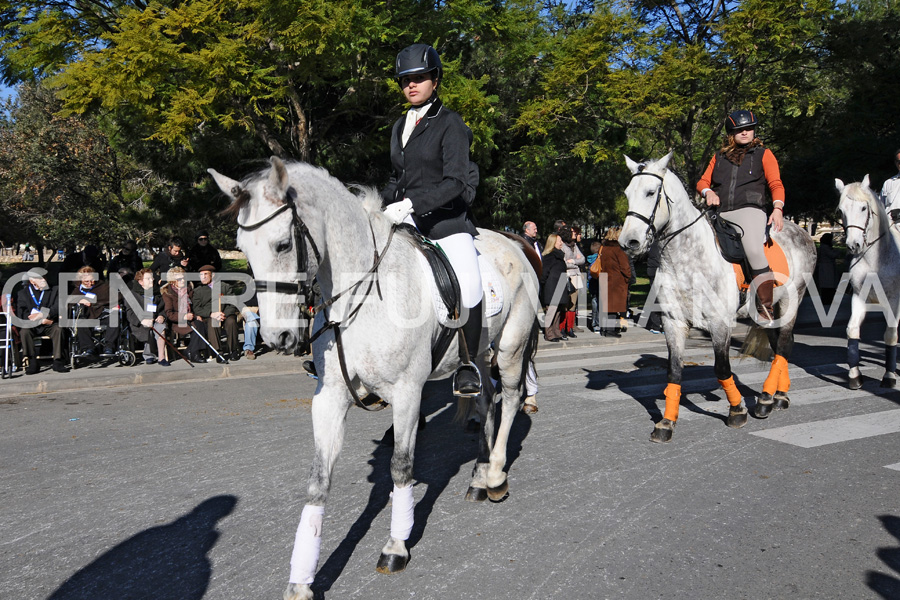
150, 325, 194, 368
2, 294, 12, 378
189, 322, 229, 364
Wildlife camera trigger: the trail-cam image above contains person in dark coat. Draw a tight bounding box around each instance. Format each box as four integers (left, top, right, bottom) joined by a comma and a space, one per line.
16, 270, 67, 373
191, 265, 240, 362
125, 268, 169, 366
107, 240, 143, 281
595, 227, 632, 337
381, 43, 484, 396
68, 266, 119, 356
644, 239, 664, 333
540, 232, 570, 343
150, 237, 189, 284
187, 231, 223, 273
815, 233, 840, 306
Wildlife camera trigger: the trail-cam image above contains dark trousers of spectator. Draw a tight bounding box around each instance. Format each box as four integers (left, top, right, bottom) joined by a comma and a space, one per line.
76, 319, 119, 352
208, 315, 239, 354
20, 323, 64, 359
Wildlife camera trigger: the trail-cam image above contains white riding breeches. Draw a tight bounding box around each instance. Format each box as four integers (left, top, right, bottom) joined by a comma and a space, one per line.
403, 215, 483, 308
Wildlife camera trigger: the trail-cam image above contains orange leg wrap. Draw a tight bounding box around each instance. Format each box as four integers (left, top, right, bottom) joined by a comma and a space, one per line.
762, 354, 788, 396
718, 376, 743, 407
662, 383, 682, 422
778, 362, 791, 393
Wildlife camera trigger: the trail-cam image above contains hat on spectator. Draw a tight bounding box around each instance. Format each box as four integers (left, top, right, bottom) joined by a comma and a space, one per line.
199, 264, 216, 273
197, 231, 210, 239
26, 269, 46, 280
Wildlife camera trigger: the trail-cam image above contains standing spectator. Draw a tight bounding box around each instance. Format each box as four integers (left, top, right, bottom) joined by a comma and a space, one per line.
191, 265, 240, 362
150, 237, 189, 283
16, 270, 67, 373
125, 268, 169, 366
559, 226, 585, 337
596, 227, 631, 337
815, 233, 840, 306
881, 149, 900, 215
586, 241, 602, 333
522, 221, 543, 258
60, 244, 107, 285
188, 231, 223, 273
540, 232, 569, 343
160, 267, 208, 363
107, 240, 143, 281
644, 240, 664, 334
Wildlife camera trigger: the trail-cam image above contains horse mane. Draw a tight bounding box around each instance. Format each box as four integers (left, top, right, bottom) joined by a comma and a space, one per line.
846, 180, 889, 236
349, 185, 386, 216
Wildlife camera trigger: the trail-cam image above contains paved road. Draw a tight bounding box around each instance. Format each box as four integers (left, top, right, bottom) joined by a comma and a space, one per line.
2, 311, 900, 599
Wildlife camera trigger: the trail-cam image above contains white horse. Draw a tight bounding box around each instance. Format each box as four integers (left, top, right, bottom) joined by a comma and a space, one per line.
835, 176, 900, 388
208, 157, 539, 600
619, 153, 817, 442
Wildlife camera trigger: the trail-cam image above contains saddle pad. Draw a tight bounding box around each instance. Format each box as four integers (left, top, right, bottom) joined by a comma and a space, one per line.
732, 238, 790, 290
417, 252, 504, 326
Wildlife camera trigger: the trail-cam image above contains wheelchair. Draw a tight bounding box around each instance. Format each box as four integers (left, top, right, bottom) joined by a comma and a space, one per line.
68, 304, 138, 369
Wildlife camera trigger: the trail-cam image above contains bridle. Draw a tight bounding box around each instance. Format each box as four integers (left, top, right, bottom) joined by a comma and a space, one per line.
626, 167, 707, 248
840, 198, 897, 265
235, 185, 398, 411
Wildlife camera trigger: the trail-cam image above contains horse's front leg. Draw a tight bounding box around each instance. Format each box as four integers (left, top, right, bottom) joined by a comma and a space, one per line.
284, 386, 353, 600
847, 292, 867, 389
709, 324, 747, 428
651, 319, 688, 443
882, 324, 898, 388
375, 384, 423, 575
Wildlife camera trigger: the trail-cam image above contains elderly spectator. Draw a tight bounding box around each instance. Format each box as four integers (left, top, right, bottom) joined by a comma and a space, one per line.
68, 266, 119, 357
161, 267, 208, 363
126, 268, 170, 366
191, 264, 240, 362
522, 221, 543, 257
16, 270, 67, 373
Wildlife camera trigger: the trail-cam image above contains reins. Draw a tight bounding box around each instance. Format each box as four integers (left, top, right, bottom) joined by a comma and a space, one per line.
237, 188, 397, 411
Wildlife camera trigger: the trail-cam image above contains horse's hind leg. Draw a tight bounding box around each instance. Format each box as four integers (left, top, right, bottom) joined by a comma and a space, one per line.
376, 383, 424, 575
753, 313, 797, 417
710, 324, 747, 428
651, 320, 687, 443
465, 375, 497, 502
284, 387, 352, 600
847, 293, 867, 389
881, 324, 898, 388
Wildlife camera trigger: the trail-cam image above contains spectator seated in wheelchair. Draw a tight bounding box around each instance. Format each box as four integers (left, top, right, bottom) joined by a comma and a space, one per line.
67, 266, 122, 359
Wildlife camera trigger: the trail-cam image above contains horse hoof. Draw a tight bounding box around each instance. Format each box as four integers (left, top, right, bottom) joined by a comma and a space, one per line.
650, 419, 674, 443
376, 552, 409, 574
848, 375, 862, 390
465, 486, 488, 502
284, 583, 314, 600
752, 394, 774, 419
773, 392, 790, 410
486, 480, 509, 502
726, 401, 748, 428
881, 376, 896, 389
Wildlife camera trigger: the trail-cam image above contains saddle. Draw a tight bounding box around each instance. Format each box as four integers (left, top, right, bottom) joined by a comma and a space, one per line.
708, 212, 790, 291
397, 224, 461, 370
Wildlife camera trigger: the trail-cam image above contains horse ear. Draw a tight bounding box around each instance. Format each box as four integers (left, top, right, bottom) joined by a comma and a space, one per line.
269, 156, 289, 195
862, 174, 871, 189
208, 168, 242, 201
657, 150, 675, 171
834, 178, 845, 193
624, 155, 640, 174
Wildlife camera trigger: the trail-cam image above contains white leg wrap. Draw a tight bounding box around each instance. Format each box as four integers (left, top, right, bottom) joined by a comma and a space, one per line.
525, 362, 538, 396
289, 504, 325, 585
390, 484, 415, 541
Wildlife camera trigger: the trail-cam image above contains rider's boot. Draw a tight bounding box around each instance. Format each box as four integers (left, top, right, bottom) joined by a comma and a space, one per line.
454, 301, 483, 397
751, 267, 776, 325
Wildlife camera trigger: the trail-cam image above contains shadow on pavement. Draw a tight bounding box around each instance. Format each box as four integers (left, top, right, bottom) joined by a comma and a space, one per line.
48, 495, 237, 600
867, 514, 900, 599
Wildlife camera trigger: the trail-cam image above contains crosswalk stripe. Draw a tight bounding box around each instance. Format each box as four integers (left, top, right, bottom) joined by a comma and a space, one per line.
884, 462, 900, 472
749, 409, 900, 447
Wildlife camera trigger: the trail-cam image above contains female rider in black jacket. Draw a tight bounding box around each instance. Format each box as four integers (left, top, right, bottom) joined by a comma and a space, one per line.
382, 44, 483, 396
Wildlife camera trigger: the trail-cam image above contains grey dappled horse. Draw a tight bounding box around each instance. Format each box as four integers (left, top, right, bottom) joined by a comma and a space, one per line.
208, 158, 539, 600
619, 153, 816, 443
835, 176, 900, 389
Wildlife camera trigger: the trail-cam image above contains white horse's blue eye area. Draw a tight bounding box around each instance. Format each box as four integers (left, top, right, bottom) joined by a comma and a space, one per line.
274, 238, 293, 254
646, 189, 656, 197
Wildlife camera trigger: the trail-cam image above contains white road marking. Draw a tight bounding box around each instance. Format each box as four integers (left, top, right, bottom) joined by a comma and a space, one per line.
749, 409, 900, 448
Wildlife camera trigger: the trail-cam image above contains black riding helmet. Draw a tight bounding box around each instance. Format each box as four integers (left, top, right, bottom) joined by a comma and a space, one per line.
395, 44, 442, 87
725, 109, 758, 133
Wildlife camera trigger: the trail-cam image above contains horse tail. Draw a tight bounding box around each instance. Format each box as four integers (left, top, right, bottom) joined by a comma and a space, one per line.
741, 324, 774, 361
453, 318, 541, 425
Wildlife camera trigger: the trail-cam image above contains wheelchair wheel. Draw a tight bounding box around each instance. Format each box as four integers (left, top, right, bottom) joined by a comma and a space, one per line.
118, 350, 137, 367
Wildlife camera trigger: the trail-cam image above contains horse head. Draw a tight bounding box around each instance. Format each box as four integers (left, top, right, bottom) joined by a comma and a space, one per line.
836, 174, 885, 255
209, 157, 313, 353
620, 151, 675, 256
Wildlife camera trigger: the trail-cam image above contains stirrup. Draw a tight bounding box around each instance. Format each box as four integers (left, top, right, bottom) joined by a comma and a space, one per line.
756, 302, 776, 326
453, 361, 482, 397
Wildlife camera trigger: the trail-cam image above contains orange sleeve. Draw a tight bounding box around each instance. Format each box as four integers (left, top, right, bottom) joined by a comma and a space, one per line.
697, 155, 717, 195
762, 149, 785, 204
